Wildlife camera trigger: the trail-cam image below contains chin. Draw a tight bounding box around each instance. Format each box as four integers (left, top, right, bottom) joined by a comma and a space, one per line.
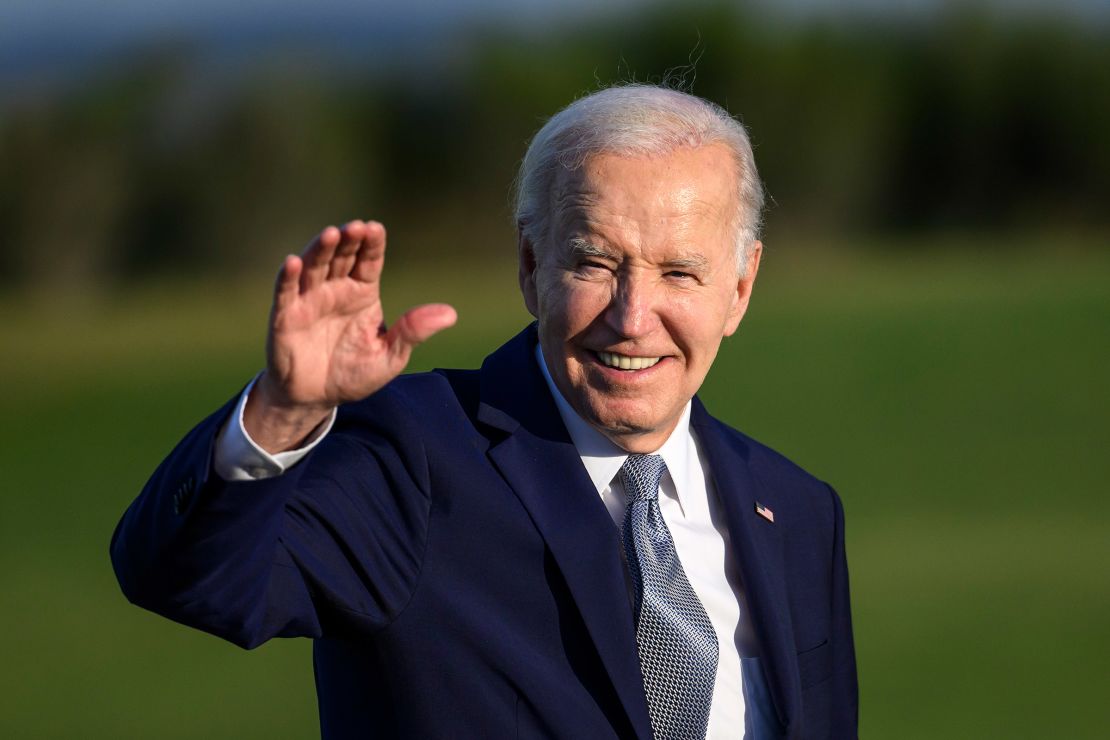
586, 403, 666, 439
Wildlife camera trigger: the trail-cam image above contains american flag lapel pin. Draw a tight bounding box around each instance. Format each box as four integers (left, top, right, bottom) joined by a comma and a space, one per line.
755, 501, 775, 523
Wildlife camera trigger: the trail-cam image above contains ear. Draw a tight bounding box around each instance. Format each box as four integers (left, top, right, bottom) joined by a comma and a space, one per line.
517, 227, 540, 319
723, 240, 762, 337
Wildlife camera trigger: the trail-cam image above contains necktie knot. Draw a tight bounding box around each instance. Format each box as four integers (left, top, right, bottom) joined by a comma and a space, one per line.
619, 454, 666, 504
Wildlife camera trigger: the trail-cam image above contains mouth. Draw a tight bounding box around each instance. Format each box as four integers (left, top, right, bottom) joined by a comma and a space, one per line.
595, 350, 663, 371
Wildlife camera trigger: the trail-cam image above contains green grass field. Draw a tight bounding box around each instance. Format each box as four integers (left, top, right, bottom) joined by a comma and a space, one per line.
2, 244, 1107, 738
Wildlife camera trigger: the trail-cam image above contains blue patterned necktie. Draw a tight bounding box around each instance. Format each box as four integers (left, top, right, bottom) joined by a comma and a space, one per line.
619, 454, 719, 740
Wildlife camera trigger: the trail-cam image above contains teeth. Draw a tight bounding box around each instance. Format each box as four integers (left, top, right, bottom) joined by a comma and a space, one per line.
597, 351, 662, 371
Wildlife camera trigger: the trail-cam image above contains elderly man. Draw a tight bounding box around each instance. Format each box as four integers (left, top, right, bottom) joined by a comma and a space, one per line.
112, 85, 858, 739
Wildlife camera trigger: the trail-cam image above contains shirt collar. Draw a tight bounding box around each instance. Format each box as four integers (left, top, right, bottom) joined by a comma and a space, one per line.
535, 344, 694, 511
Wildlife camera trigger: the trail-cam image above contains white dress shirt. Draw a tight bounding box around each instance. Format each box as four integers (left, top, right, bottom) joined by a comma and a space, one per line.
213, 353, 775, 739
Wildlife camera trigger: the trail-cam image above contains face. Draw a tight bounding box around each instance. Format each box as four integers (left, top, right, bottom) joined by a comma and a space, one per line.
519, 143, 762, 453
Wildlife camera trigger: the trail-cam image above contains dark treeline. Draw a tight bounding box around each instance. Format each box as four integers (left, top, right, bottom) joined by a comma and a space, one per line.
3, 4, 1108, 288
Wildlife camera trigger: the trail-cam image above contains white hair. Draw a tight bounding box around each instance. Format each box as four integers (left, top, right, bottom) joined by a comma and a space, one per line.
513, 84, 765, 273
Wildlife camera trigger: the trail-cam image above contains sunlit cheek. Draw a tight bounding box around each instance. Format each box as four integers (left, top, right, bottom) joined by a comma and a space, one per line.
561, 283, 612, 329
667, 298, 728, 374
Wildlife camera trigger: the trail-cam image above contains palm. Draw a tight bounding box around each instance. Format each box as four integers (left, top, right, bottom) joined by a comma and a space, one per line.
265, 221, 456, 409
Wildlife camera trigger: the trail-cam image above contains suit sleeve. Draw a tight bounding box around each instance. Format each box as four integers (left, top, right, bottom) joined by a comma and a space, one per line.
827, 483, 860, 736
109, 391, 431, 649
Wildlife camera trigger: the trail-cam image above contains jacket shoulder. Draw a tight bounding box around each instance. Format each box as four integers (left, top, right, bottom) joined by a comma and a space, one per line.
331, 369, 484, 455
336, 368, 479, 421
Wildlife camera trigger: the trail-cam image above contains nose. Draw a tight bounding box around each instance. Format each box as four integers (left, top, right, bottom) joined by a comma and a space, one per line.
604, 270, 660, 339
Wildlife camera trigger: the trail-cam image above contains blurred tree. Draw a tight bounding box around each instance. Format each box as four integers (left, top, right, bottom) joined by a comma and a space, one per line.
1, 3, 1107, 291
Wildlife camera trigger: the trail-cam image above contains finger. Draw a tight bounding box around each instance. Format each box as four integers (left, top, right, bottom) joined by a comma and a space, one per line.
385, 303, 458, 364
301, 225, 341, 292
351, 221, 388, 284
274, 254, 303, 311
328, 220, 367, 280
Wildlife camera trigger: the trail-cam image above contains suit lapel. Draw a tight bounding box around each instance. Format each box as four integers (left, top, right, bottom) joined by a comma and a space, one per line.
477, 326, 654, 740
692, 399, 801, 737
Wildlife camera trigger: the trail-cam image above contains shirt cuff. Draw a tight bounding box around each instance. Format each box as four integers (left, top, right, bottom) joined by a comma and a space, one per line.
212, 374, 337, 481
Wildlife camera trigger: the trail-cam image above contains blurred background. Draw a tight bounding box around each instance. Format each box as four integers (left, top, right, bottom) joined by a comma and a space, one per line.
1, 0, 1107, 737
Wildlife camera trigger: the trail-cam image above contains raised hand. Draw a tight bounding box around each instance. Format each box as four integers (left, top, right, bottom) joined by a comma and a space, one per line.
244, 220, 456, 452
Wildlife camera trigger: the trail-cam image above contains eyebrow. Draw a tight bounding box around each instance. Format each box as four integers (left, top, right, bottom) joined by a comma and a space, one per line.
662, 254, 711, 272
568, 238, 712, 272
568, 237, 617, 260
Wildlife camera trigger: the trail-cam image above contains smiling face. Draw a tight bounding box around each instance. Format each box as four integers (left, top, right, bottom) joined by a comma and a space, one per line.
519, 144, 762, 452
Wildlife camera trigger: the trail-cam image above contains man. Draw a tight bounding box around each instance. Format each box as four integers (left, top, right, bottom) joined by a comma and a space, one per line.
112, 85, 857, 739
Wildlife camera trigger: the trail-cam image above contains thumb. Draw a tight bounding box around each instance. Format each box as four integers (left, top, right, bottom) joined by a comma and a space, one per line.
385, 303, 458, 358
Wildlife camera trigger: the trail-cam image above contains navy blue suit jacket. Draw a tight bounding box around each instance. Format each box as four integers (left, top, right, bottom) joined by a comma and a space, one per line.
111, 325, 858, 739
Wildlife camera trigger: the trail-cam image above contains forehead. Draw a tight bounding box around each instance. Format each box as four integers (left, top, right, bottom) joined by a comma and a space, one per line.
549, 144, 738, 251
